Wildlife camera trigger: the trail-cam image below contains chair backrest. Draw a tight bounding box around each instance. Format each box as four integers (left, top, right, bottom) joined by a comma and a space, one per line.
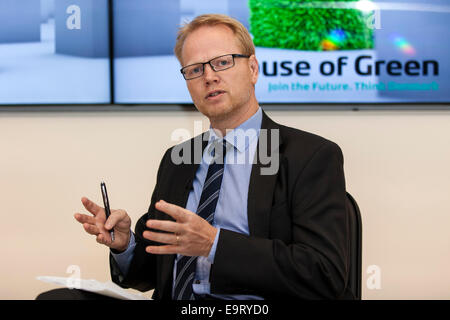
346, 192, 362, 299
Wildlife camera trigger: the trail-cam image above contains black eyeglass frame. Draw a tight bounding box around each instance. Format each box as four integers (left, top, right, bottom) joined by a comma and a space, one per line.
180, 54, 250, 80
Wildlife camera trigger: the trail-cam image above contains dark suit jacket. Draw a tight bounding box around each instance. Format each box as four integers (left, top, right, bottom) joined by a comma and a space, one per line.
110, 111, 353, 300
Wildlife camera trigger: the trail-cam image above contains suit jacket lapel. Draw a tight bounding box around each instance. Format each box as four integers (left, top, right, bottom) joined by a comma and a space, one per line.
166, 131, 210, 206
248, 111, 283, 238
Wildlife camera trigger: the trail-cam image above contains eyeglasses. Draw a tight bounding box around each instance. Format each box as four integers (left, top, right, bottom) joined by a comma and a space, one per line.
180, 54, 250, 80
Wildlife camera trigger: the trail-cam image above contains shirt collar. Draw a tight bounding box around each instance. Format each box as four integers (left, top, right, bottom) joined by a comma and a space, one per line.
208, 107, 262, 153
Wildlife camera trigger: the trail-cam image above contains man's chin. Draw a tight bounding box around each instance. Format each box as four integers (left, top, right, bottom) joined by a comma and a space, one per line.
198, 104, 233, 120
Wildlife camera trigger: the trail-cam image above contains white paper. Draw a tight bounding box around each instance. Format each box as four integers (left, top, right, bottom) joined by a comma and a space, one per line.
36, 276, 151, 300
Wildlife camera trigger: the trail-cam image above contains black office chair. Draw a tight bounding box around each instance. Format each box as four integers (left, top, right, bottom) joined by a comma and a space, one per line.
346, 192, 362, 300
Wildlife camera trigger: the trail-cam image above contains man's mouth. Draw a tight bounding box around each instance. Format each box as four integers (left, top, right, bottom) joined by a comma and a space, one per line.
206, 90, 226, 99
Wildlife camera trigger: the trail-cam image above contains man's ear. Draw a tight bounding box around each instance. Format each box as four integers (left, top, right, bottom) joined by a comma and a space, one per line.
249, 55, 259, 84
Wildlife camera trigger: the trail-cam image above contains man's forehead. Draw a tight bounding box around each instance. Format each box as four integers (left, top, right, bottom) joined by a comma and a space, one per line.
181, 25, 241, 65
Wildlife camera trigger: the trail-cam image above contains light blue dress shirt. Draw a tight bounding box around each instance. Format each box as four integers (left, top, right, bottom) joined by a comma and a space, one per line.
112, 107, 263, 300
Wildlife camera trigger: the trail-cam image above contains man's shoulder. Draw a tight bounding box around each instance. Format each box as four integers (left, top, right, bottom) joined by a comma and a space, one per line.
266, 115, 342, 155
269, 120, 345, 174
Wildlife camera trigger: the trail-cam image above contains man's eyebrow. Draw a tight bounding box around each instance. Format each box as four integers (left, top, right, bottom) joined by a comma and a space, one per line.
184, 54, 227, 67
182, 58, 202, 67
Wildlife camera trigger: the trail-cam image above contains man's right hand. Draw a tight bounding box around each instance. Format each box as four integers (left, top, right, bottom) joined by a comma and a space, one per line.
74, 197, 132, 252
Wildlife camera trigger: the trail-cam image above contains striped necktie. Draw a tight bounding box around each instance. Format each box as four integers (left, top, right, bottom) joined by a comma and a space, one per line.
173, 140, 228, 300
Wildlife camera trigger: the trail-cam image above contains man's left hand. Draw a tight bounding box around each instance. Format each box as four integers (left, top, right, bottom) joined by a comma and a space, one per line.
143, 200, 217, 257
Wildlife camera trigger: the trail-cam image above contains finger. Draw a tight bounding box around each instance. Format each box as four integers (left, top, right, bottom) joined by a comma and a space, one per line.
143, 230, 177, 245
104, 209, 126, 230
81, 197, 104, 217
145, 245, 179, 255
146, 219, 180, 234
96, 234, 106, 245
74, 213, 96, 225
96, 233, 112, 246
83, 223, 100, 236
155, 200, 188, 222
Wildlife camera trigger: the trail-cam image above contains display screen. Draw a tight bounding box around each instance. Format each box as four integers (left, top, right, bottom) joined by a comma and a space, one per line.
0, 0, 111, 105
113, 0, 450, 104
1, 0, 448, 106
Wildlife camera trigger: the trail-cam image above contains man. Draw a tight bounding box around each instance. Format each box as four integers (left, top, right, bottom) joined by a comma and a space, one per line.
72, 14, 351, 300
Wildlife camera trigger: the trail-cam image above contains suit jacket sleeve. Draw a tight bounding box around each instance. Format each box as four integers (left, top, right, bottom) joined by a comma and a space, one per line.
210, 141, 349, 299
110, 149, 170, 292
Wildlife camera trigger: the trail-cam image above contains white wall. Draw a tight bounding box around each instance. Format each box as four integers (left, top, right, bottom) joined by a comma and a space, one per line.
1, 108, 449, 299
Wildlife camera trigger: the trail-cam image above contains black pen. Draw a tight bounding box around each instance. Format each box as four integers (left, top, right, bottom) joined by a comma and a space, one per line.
100, 181, 115, 242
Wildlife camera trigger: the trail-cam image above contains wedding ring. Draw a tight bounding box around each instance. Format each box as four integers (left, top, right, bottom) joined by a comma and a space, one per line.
176, 234, 180, 246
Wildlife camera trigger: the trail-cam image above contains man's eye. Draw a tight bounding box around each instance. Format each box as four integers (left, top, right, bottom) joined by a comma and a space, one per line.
188, 66, 201, 75
218, 59, 230, 66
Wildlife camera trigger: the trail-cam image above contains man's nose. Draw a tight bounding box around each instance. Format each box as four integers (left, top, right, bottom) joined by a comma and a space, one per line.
203, 63, 219, 84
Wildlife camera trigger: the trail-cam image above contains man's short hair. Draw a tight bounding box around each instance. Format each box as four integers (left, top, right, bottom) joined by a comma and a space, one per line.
174, 14, 255, 65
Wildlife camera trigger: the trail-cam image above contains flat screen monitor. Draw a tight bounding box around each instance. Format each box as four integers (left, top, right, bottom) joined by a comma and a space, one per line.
113, 0, 450, 104
0, 0, 111, 105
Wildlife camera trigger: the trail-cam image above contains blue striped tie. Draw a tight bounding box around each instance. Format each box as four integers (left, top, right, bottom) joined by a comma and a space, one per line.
173, 140, 227, 300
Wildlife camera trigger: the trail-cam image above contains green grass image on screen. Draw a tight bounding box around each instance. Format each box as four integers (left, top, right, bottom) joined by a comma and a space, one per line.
249, 0, 375, 51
